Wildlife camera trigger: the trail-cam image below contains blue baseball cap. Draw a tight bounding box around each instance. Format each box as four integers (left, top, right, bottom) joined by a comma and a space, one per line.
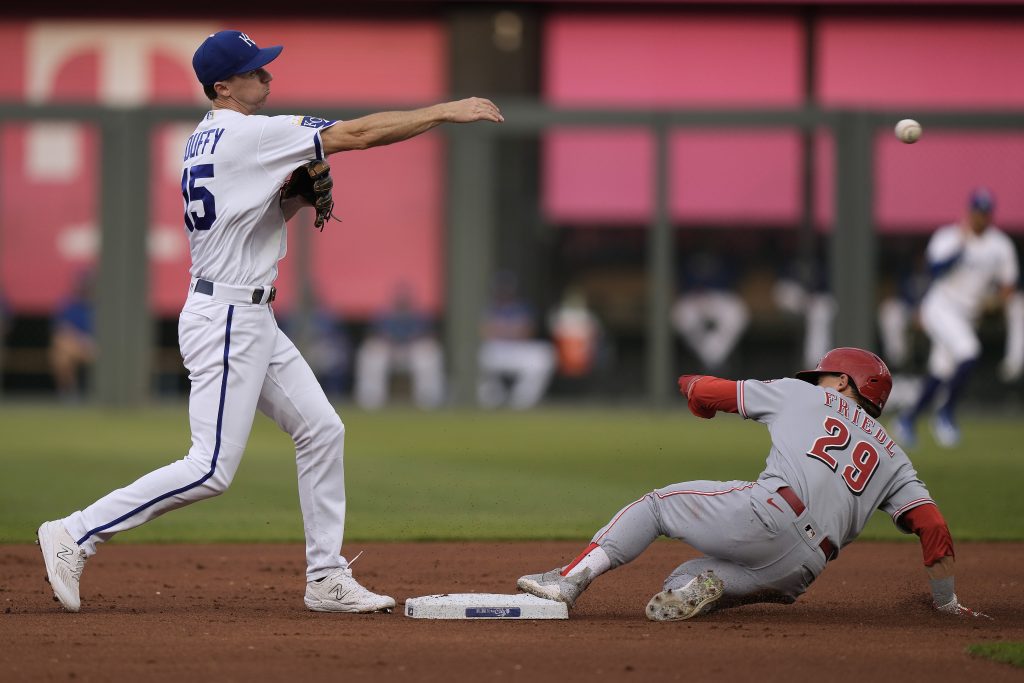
192, 30, 282, 86
968, 187, 995, 214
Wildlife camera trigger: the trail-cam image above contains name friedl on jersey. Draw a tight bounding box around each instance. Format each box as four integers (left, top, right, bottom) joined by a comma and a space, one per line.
821, 391, 897, 458
184, 128, 226, 162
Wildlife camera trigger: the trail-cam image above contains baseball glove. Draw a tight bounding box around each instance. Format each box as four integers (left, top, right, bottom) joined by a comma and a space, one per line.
280, 160, 339, 230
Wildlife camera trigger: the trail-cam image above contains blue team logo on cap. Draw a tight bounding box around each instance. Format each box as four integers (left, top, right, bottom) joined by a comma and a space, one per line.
192, 30, 283, 85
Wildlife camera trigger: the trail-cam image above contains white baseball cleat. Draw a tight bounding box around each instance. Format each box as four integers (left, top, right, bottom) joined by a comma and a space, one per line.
645, 570, 724, 622
304, 567, 396, 613
931, 414, 961, 448
37, 520, 87, 613
516, 567, 593, 608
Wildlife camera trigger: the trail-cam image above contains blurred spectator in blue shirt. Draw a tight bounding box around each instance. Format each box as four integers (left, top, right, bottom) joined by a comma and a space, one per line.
50, 271, 96, 400
355, 283, 444, 409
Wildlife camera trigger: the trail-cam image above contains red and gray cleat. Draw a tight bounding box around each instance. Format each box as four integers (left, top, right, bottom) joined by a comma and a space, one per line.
645, 570, 724, 622
517, 567, 594, 608
37, 520, 87, 612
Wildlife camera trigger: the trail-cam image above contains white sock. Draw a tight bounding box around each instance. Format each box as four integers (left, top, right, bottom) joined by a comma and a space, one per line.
563, 543, 611, 578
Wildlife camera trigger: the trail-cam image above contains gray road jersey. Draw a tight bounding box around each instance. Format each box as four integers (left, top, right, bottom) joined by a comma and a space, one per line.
738, 378, 933, 551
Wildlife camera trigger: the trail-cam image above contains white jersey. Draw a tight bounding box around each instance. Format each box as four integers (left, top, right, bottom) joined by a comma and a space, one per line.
739, 378, 933, 550
922, 223, 1019, 320
181, 110, 337, 287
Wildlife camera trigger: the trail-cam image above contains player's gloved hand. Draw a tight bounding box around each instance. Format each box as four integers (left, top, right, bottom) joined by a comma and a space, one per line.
934, 595, 993, 619
280, 160, 339, 230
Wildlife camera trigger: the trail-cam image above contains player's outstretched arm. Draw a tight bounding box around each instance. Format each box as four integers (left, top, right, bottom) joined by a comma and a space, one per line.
678, 374, 738, 419
320, 98, 503, 154
901, 505, 991, 618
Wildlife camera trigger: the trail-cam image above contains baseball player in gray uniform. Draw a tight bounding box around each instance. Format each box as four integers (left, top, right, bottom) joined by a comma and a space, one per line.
518, 348, 987, 621
36, 29, 503, 613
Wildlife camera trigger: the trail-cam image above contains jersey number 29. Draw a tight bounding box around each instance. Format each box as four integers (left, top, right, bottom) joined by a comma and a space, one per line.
181, 164, 216, 232
806, 416, 880, 495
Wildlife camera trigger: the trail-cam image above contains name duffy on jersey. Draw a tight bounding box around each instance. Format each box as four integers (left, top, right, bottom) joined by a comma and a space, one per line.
183, 128, 226, 162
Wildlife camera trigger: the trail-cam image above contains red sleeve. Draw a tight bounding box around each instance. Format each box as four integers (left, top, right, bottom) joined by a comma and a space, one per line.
899, 503, 955, 567
681, 376, 738, 419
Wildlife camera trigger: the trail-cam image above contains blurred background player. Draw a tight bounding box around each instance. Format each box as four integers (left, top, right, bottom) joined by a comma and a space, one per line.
49, 270, 96, 401
478, 272, 556, 409
355, 283, 444, 409
671, 249, 749, 373
895, 189, 1022, 448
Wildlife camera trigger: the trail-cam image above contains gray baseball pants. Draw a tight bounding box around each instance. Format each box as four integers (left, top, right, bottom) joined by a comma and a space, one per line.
593, 480, 829, 610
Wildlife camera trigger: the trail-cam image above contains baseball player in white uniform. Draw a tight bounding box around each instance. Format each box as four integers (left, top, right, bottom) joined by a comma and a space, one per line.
518, 348, 987, 621
895, 189, 1021, 448
36, 29, 503, 613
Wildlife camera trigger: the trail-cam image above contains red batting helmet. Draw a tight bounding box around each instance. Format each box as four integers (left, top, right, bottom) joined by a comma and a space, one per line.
794, 347, 892, 418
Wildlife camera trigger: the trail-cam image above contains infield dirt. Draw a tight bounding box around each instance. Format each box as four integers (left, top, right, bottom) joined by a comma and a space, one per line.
2, 541, 1022, 681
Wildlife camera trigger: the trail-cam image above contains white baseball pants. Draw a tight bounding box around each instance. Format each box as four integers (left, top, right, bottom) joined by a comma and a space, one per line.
62, 284, 348, 581
355, 337, 444, 409
919, 295, 980, 379
478, 340, 556, 409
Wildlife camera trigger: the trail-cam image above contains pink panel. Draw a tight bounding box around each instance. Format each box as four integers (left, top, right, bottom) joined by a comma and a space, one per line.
308, 136, 443, 316
670, 131, 801, 224
544, 13, 803, 225
543, 129, 653, 224
238, 20, 447, 104
150, 50, 200, 104
0, 124, 98, 313
545, 14, 802, 105
876, 132, 1024, 233
819, 18, 1024, 107
814, 130, 835, 230
0, 22, 26, 98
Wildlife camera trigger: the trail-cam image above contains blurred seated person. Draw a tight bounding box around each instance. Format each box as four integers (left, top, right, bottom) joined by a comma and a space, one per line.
276, 297, 352, 398
355, 284, 444, 410
877, 254, 930, 370
671, 250, 749, 373
50, 271, 96, 400
773, 263, 835, 370
478, 272, 555, 409
549, 287, 602, 381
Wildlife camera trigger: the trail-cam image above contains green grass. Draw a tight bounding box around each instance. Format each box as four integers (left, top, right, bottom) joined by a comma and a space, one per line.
967, 643, 1024, 668
1, 405, 1022, 543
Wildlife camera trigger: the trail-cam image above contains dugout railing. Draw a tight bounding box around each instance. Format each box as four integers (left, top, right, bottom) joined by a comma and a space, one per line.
0, 103, 1020, 407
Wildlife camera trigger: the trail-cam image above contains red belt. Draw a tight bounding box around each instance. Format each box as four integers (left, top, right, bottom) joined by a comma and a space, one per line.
776, 487, 837, 562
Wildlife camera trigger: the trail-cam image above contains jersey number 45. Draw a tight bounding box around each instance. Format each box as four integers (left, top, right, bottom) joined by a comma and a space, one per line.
182, 164, 216, 232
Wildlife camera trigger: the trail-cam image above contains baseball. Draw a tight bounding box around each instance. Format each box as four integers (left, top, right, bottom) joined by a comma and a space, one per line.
895, 119, 922, 144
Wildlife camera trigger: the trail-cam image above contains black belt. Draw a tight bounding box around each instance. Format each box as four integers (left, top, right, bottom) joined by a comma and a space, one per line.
776, 486, 838, 562
195, 279, 276, 304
